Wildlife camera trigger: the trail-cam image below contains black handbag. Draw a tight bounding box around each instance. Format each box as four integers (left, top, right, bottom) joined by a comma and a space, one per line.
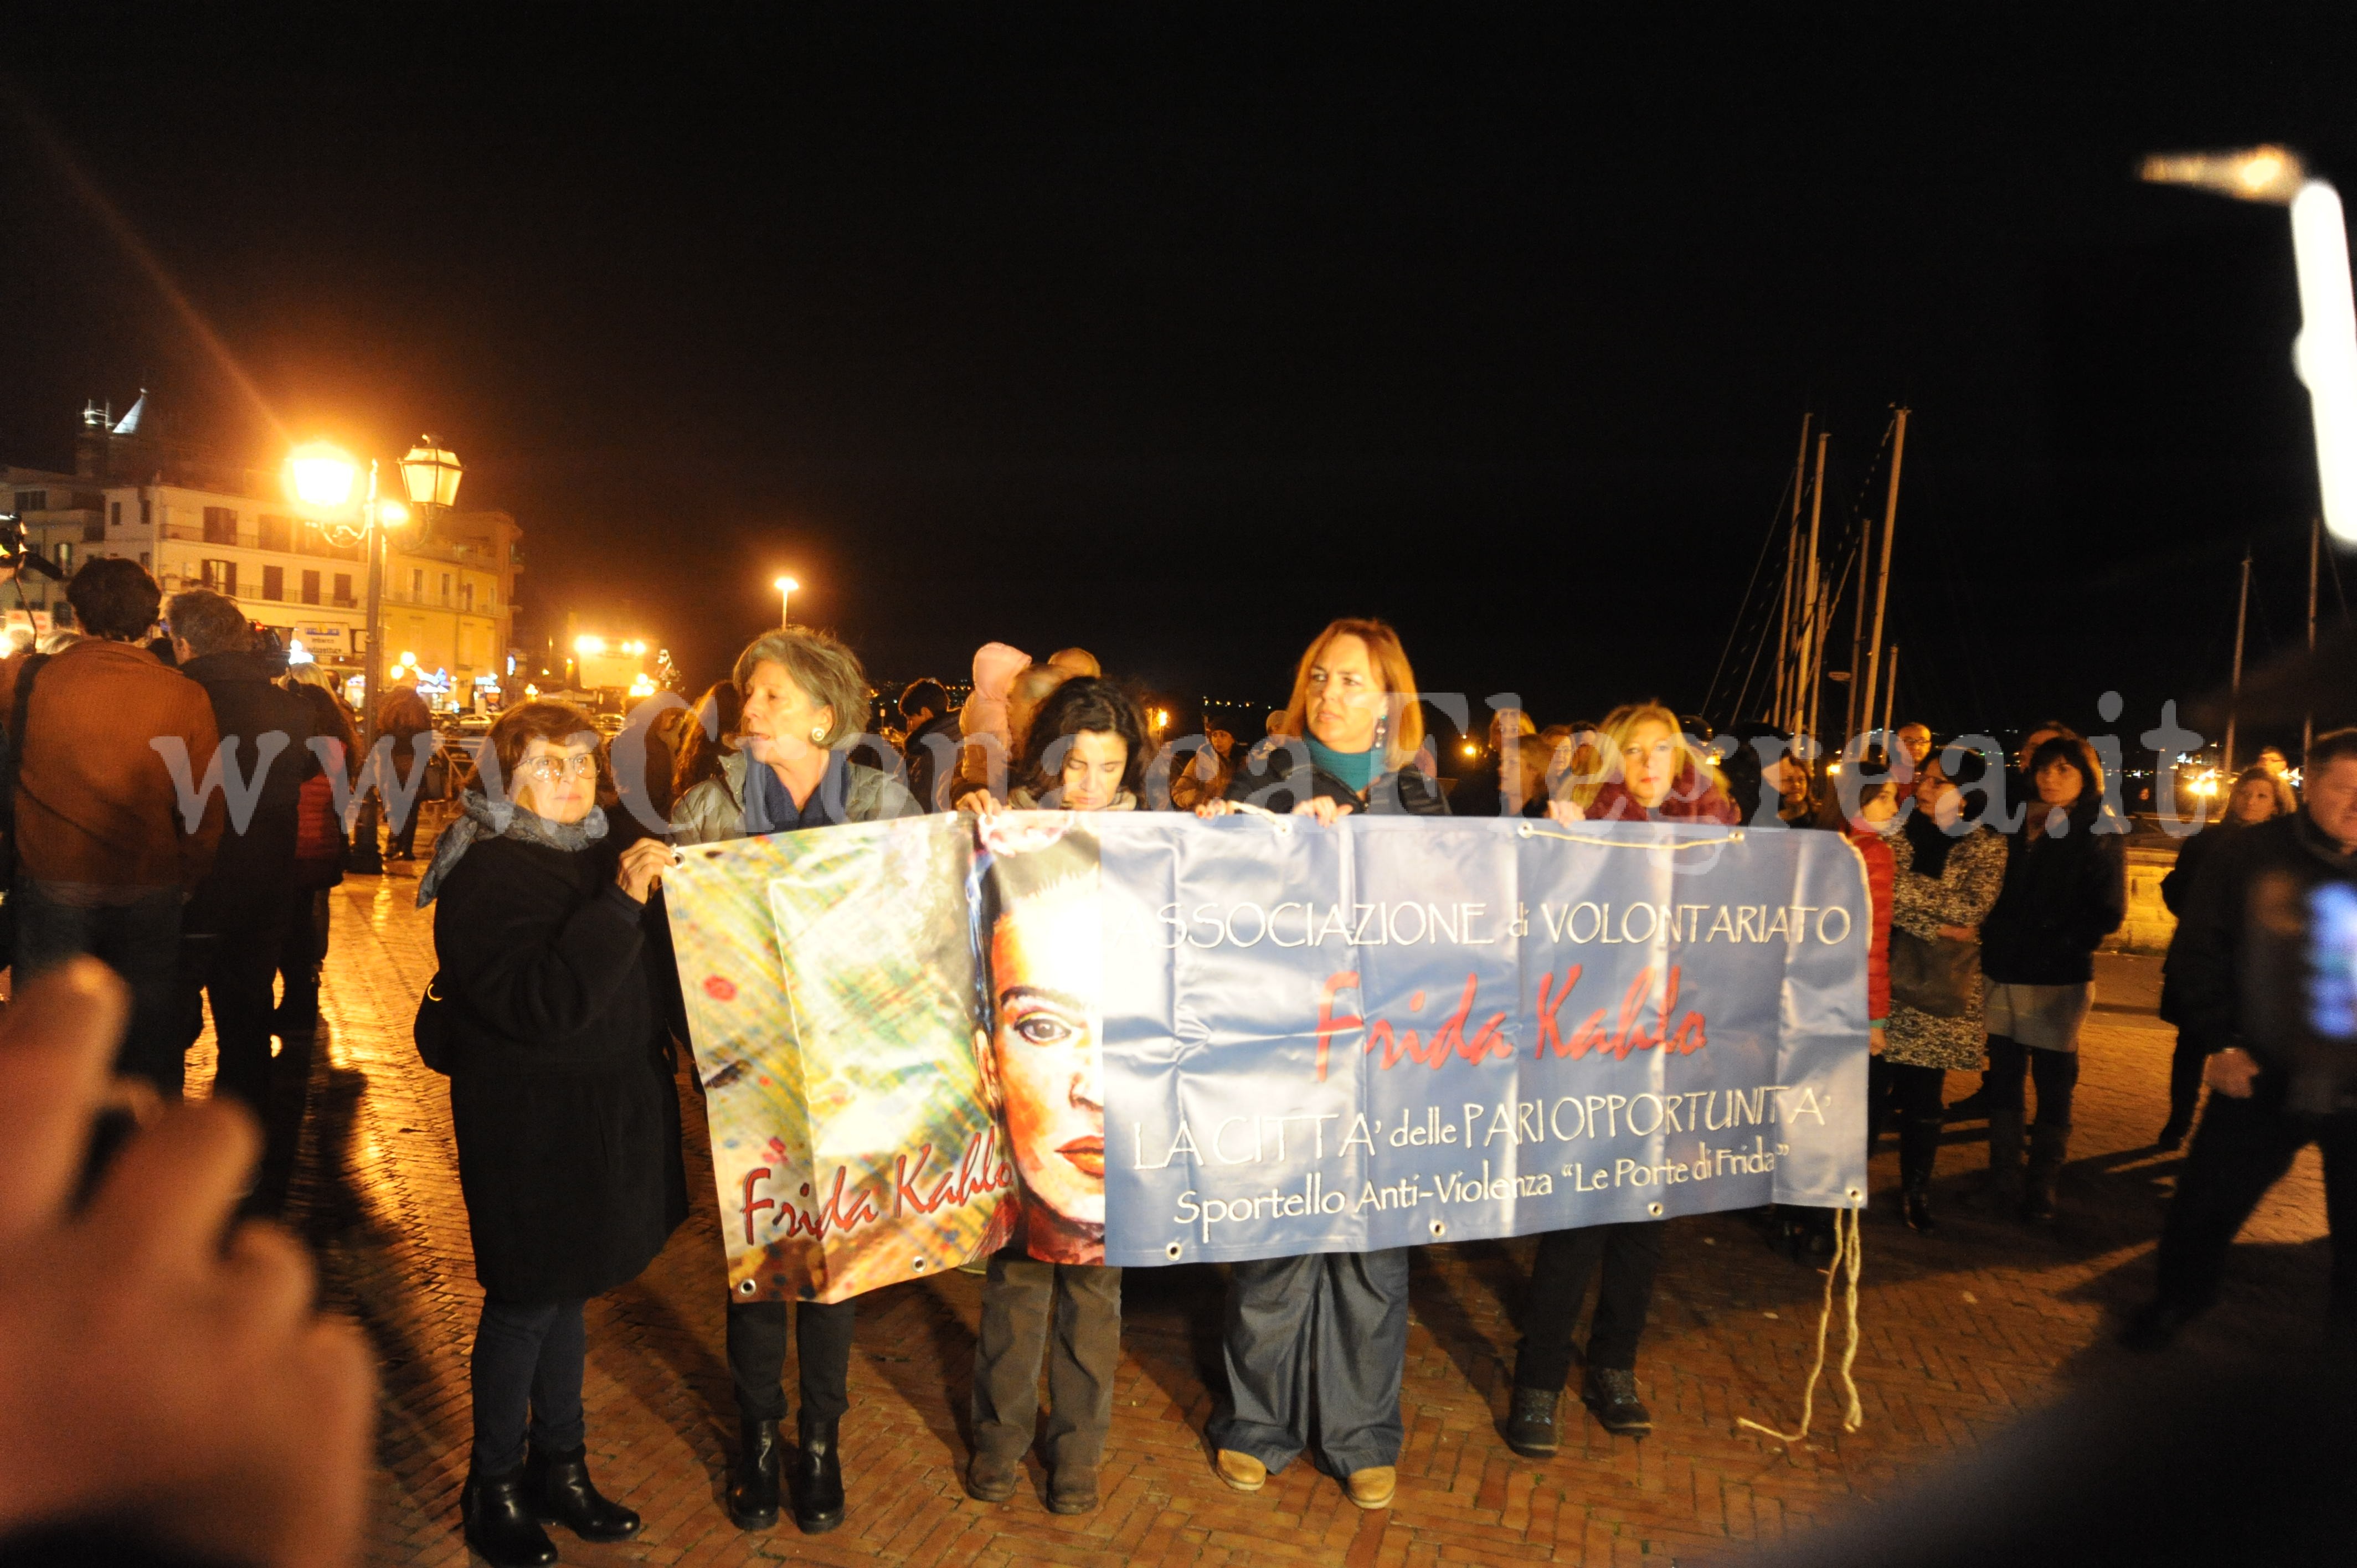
1889, 929, 1979, 1019
414, 972, 455, 1074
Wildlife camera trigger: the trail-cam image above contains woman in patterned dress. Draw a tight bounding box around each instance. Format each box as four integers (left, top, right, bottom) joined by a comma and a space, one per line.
1885, 747, 2008, 1232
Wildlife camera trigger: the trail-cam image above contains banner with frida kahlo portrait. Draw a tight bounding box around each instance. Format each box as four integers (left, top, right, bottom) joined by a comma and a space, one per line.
665, 811, 1871, 1302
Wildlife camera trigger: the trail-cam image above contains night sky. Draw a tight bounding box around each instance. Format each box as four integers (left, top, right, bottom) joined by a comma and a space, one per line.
4, 9, 2354, 750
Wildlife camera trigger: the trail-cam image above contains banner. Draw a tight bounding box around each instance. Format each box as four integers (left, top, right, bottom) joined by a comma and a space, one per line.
666, 812, 1870, 1299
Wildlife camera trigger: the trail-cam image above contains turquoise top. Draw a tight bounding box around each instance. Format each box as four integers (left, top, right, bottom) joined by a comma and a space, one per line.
1306, 735, 1381, 793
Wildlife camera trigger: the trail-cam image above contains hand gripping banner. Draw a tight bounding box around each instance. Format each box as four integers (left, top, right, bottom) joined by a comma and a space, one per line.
666, 812, 1870, 1299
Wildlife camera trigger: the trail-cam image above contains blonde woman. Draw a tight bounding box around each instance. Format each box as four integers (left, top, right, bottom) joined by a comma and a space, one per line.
1550, 702, 1737, 825
1199, 618, 1444, 1513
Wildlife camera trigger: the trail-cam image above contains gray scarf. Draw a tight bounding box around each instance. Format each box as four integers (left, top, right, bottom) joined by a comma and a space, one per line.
416, 789, 609, 907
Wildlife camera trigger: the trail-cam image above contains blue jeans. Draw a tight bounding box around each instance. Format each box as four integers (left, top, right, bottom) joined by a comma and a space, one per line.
1210, 1249, 1408, 1477
14, 881, 186, 1097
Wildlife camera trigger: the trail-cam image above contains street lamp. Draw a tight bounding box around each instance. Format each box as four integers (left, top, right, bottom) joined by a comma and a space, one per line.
285, 432, 462, 874
774, 576, 800, 627
2143, 145, 2357, 544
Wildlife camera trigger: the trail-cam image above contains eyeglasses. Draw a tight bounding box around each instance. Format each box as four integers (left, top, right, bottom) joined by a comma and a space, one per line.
521, 755, 598, 783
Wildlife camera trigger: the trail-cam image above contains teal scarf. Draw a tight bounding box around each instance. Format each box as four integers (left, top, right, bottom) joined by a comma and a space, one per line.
1307, 736, 1381, 793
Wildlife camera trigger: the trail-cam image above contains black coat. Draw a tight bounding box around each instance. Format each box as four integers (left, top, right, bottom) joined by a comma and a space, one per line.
433, 816, 687, 1302
178, 651, 317, 935
2157, 821, 2243, 1024
1979, 814, 2127, 987
2166, 810, 2357, 1102
901, 711, 962, 812
1222, 739, 1450, 816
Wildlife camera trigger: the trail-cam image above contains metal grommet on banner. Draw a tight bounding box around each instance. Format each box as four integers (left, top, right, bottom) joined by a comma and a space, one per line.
1165, 1241, 1183, 1260
1729, 829, 1745, 843
912, 1257, 928, 1271
1846, 1187, 1862, 1203
1516, 821, 1533, 838
1648, 1202, 1664, 1217
1430, 1219, 1445, 1237
1274, 818, 1293, 838
737, 1279, 755, 1294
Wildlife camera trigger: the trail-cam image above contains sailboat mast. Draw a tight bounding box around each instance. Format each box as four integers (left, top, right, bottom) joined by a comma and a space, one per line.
1774, 414, 1810, 726
1798, 431, 1828, 745
1858, 407, 1910, 745
2308, 516, 2322, 763
1880, 642, 1900, 745
2225, 548, 2251, 776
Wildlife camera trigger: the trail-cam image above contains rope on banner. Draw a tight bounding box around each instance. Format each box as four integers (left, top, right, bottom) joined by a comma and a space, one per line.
1516, 822, 1748, 851
1737, 1205, 1865, 1446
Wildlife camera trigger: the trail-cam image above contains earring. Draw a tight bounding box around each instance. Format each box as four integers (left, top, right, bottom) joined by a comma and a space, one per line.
809, 725, 827, 744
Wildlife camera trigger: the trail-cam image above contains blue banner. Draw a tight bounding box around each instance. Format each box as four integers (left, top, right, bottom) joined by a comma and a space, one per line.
1085, 813, 1870, 1268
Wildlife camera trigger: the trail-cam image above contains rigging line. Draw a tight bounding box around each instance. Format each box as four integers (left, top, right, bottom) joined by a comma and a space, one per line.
2329, 540, 2351, 621
1702, 464, 1799, 721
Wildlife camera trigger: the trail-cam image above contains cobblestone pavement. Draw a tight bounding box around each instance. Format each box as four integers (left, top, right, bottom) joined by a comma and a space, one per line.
198, 862, 2334, 1567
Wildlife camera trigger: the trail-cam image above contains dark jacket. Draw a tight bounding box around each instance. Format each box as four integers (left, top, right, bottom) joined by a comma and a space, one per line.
1979, 813, 2127, 987
1221, 739, 1450, 816
902, 711, 962, 812
433, 812, 687, 1301
2168, 809, 2357, 1107
2158, 821, 2245, 1024
178, 651, 318, 935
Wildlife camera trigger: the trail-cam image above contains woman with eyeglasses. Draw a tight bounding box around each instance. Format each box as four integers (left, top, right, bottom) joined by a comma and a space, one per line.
1196, 618, 1444, 1513
421, 701, 687, 1568
670, 627, 920, 1536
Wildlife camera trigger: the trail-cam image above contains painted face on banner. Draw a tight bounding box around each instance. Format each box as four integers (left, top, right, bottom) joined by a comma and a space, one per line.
980, 823, 1107, 1265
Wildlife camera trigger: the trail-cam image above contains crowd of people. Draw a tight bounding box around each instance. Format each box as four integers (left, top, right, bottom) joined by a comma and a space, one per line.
0, 553, 2353, 1568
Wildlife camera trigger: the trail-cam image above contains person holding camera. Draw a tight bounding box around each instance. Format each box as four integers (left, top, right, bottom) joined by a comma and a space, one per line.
2127, 728, 2357, 1349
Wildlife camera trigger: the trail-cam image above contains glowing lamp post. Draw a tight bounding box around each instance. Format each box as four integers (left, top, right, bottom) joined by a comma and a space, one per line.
286, 433, 462, 874
774, 576, 800, 628
2143, 146, 2357, 545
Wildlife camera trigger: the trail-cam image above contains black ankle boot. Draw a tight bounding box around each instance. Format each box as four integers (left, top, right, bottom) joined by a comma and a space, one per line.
1502, 1386, 1561, 1458
1902, 1186, 1938, 1234
461, 1463, 558, 1568
793, 1410, 845, 1535
525, 1442, 640, 1543
728, 1417, 781, 1530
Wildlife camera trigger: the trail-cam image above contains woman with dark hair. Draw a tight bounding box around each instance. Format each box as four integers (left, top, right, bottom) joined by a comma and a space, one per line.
1196, 618, 1443, 1513
2154, 764, 2297, 1147
424, 701, 686, 1567
1882, 748, 2008, 1231
1978, 734, 2127, 1223
274, 679, 361, 1037
671, 627, 919, 1536
959, 677, 1150, 1516
956, 676, 1149, 814
670, 680, 743, 806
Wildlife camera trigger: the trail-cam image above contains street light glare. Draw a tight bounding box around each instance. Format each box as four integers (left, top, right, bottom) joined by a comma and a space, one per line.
286, 442, 358, 507
378, 499, 411, 528
2139, 143, 2307, 204
774, 576, 799, 591
575, 635, 608, 656
2291, 181, 2357, 545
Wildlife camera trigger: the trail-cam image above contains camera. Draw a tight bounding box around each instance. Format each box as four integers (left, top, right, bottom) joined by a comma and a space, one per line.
0, 514, 66, 582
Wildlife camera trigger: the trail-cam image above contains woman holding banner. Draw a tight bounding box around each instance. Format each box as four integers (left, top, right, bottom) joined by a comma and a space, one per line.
1505, 703, 1739, 1458
671, 627, 920, 1536
963, 677, 1150, 1514
425, 702, 686, 1568
1197, 618, 1444, 1511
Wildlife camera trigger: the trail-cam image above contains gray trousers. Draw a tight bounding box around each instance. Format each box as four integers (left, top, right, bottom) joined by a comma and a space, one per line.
1209, 1249, 1408, 1477
970, 1252, 1124, 1472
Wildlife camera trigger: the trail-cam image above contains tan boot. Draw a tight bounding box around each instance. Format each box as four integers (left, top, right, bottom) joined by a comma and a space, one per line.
1346, 1466, 1396, 1509
1213, 1448, 1267, 1493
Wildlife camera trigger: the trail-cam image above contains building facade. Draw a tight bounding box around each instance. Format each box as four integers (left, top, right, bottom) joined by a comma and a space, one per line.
3, 395, 524, 704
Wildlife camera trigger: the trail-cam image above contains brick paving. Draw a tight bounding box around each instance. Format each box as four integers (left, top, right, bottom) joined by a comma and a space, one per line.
196, 860, 2335, 1566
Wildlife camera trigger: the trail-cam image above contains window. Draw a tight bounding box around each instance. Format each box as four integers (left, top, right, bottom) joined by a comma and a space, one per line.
203, 507, 238, 545
301, 570, 321, 606
52, 601, 74, 630
13, 491, 44, 514
440, 572, 452, 606
109, 502, 121, 529
84, 512, 105, 543
53, 543, 73, 575
138, 551, 150, 570
332, 573, 354, 607
410, 568, 424, 601
460, 581, 475, 613
139, 498, 152, 527
258, 514, 292, 551
71, 491, 100, 512
200, 559, 238, 596
261, 565, 284, 601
